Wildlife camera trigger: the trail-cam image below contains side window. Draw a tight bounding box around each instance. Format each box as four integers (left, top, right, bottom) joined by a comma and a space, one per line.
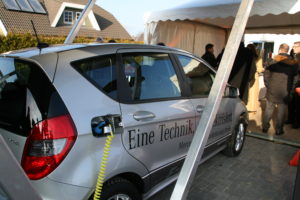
0, 59, 27, 134
0, 58, 63, 136
122, 53, 181, 101
177, 55, 215, 96
72, 55, 117, 100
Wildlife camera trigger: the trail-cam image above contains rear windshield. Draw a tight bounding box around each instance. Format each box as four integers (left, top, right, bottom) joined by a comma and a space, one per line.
71, 54, 117, 100
0, 57, 67, 136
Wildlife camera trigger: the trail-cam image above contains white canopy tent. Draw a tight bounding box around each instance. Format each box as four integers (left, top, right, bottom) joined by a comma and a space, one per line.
144, 0, 300, 56
145, 1, 300, 198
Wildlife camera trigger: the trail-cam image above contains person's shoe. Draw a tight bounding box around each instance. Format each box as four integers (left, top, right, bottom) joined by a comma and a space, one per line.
285, 120, 294, 124
275, 130, 284, 135
262, 128, 268, 133
292, 124, 300, 129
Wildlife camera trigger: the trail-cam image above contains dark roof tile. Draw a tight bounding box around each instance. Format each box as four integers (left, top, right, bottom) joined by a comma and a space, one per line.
0, 0, 132, 39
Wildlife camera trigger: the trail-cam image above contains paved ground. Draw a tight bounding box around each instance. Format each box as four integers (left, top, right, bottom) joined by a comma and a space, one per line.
247, 99, 300, 144
149, 137, 298, 200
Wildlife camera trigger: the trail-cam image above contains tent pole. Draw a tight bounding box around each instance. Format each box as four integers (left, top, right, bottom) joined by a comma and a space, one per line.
0, 135, 41, 200
64, 0, 96, 44
170, 0, 254, 199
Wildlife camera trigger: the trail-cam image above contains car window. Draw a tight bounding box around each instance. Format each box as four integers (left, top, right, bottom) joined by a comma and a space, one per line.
177, 55, 215, 97
0, 58, 64, 136
0, 59, 25, 132
71, 55, 117, 100
122, 53, 181, 101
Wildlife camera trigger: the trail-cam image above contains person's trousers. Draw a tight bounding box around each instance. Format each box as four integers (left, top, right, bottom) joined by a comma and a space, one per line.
294, 94, 300, 127
287, 94, 296, 123
262, 100, 287, 132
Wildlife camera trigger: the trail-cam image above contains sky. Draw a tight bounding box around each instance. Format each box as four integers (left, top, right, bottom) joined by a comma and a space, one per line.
96, 0, 191, 37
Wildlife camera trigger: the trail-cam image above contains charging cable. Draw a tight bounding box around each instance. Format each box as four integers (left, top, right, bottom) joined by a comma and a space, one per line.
93, 124, 115, 200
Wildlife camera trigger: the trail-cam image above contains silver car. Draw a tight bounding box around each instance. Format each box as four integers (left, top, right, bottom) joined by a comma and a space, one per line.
0, 44, 248, 200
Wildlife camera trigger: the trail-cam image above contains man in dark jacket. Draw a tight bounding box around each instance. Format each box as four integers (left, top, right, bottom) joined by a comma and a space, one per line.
263, 43, 298, 135
228, 42, 254, 101
202, 43, 218, 70
292, 41, 300, 128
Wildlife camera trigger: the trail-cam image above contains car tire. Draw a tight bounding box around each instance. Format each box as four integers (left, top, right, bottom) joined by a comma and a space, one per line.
99, 177, 142, 200
223, 117, 247, 157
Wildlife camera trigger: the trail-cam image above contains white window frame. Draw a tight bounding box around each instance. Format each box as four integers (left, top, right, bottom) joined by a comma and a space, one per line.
64, 10, 73, 24
51, 2, 100, 30
76, 12, 85, 25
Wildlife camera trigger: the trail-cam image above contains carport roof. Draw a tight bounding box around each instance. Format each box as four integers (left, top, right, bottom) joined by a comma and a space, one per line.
145, 0, 300, 34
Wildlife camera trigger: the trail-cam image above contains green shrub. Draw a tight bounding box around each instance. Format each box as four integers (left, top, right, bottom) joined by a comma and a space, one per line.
0, 33, 142, 53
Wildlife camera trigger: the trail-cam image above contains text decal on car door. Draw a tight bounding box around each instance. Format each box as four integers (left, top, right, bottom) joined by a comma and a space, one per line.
128, 113, 232, 150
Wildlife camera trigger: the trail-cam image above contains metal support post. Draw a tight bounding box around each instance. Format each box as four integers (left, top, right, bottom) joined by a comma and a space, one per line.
170, 0, 254, 199
0, 135, 41, 200
64, 0, 96, 44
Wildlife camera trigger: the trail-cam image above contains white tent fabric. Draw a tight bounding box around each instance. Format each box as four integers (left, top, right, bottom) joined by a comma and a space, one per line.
144, 0, 300, 56
145, 0, 300, 31
145, 21, 226, 57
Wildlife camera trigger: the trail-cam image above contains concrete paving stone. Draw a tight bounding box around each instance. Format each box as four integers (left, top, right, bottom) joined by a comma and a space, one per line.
245, 168, 259, 178
212, 179, 231, 188
226, 195, 244, 200
212, 191, 231, 200
280, 181, 295, 196
149, 137, 297, 200
188, 191, 217, 200
226, 184, 249, 196
190, 181, 207, 190
203, 183, 217, 192
240, 195, 258, 200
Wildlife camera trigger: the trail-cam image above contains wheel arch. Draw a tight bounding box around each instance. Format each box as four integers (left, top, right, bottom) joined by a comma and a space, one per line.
232, 100, 249, 131
89, 172, 146, 199
117, 172, 145, 193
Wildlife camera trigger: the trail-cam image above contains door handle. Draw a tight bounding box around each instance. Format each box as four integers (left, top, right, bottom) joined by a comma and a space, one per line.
196, 105, 204, 113
133, 111, 155, 121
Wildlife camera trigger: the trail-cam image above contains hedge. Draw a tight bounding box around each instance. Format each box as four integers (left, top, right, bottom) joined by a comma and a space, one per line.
0, 33, 142, 53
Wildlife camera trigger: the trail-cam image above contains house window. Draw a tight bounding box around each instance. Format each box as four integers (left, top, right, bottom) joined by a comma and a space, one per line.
64, 10, 73, 24
76, 12, 85, 25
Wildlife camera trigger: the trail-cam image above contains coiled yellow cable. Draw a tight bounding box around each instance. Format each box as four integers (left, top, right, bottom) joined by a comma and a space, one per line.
93, 124, 114, 200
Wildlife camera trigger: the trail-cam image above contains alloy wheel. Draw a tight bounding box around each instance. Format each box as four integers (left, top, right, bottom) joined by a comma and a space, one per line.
235, 123, 245, 152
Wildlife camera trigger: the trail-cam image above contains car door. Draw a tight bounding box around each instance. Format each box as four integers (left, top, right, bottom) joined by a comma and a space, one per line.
117, 49, 196, 185
173, 53, 233, 145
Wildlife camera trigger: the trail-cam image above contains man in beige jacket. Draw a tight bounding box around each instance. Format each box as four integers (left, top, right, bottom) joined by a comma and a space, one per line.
263, 43, 298, 135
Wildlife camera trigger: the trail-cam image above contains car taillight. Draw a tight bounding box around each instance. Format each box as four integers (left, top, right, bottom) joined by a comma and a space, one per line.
21, 114, 77, 180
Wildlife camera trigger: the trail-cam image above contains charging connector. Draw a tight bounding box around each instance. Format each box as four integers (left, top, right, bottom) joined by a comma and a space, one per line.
91, 115, 121, 137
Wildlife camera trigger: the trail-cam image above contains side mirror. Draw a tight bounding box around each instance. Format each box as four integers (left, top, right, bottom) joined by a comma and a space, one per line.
224, 86, 240, 98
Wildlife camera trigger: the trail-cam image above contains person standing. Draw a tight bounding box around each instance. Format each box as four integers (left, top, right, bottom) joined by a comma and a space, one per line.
202, 43, 218, 70
95, 37, 104, 43
263, 43, 298, 135
228, 42, 254, 102
292, 41, 300, 128
216, 48, 224, 66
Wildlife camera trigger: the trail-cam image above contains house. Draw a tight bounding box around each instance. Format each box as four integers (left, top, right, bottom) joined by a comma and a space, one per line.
0, 0, 132, 40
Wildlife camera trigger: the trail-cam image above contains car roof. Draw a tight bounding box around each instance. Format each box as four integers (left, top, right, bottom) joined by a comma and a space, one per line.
0, 43, 189, 59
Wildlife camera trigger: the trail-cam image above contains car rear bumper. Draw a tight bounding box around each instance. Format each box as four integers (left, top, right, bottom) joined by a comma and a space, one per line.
31, 177, 92, 200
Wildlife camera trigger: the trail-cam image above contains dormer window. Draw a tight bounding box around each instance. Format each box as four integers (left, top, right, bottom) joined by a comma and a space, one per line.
76, 12, 85, 25
64, 10, 73, 24
53, 3, 100, 30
